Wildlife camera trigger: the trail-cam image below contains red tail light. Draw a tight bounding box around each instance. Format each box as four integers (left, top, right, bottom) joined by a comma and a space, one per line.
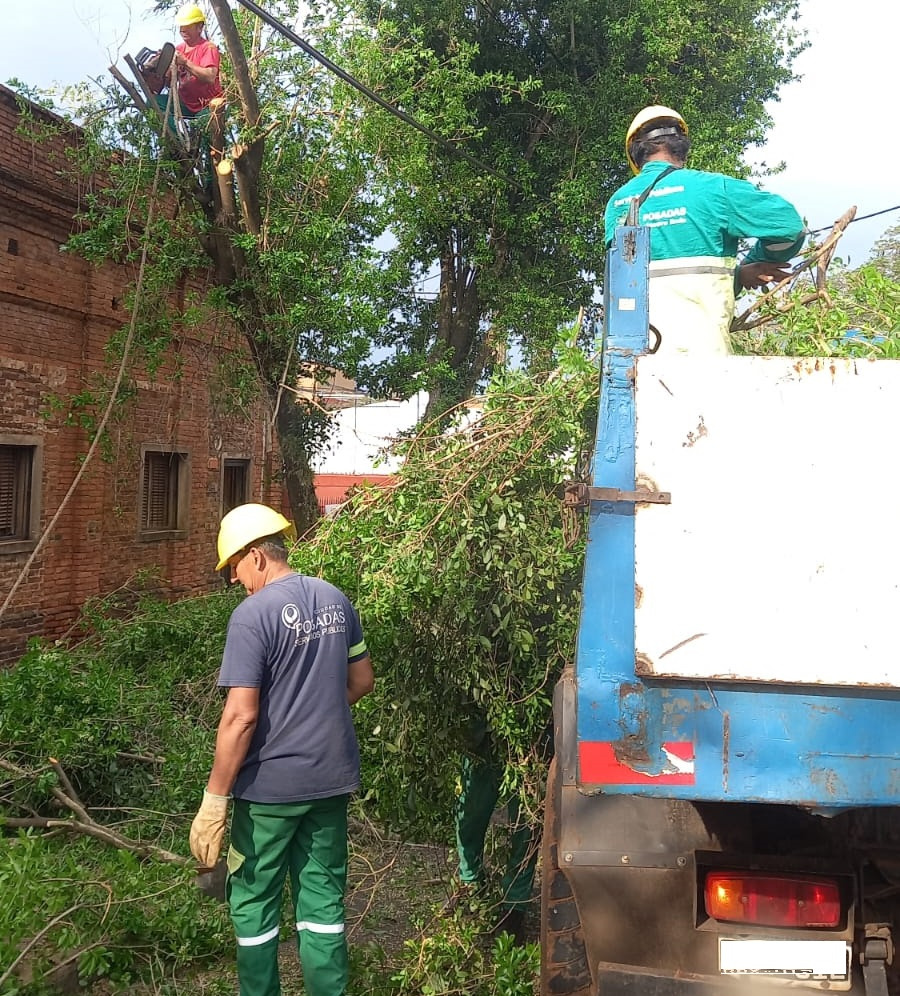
704, 872, 841, 928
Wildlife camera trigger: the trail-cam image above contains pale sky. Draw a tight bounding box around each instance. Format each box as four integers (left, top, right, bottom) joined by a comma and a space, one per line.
751, 0, 900, 267
2, 0, 898, 265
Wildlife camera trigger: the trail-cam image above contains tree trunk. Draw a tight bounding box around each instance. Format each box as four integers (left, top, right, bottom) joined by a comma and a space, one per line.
227, 295, 321, 532
188, 0, 321, 531
425, 234, 483, 420
275, 398, 321, 537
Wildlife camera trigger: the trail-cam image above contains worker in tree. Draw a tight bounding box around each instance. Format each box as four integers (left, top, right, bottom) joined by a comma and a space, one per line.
605, 105, 806, 355
140, 3, 223, 142
169, 3, 223, 122
189, 503, 375, 996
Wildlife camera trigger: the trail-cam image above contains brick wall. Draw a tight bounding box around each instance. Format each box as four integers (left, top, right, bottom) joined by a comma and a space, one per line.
0, 85, 282, 664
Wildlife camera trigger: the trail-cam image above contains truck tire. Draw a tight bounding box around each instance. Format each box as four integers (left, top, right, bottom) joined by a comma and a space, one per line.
540, 757, 593, 996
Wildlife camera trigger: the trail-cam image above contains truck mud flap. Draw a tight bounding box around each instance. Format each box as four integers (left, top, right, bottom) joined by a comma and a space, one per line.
542, 756, 592, 996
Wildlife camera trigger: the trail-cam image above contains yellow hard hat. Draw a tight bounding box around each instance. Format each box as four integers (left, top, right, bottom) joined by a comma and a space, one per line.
625, 105, 688, 174
215, 503, 295, 571
175, 3, 206, 26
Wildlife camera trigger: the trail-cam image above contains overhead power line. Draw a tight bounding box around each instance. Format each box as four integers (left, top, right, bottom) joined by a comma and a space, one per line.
810, 203, 900, 236
229, 0, 523, 192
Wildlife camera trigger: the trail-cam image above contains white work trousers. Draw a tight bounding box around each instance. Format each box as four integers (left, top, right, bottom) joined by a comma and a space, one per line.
648, 257, 736, 357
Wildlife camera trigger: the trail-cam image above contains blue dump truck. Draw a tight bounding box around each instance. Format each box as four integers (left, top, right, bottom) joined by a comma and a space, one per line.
540, 225, 900, 996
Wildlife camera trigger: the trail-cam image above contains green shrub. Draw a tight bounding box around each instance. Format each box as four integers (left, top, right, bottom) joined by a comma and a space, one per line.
0, 591, 239, 992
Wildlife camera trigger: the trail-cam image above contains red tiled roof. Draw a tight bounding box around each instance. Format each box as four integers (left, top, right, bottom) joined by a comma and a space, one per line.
314, 473, 395, 515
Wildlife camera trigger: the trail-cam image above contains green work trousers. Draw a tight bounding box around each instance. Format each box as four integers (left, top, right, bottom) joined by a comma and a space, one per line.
227, 795, 349, 996
154, 93, 211, 133
455, 753, 537, 911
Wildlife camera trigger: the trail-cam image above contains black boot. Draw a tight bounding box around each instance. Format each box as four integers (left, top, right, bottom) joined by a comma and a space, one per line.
491, 907, 527, 946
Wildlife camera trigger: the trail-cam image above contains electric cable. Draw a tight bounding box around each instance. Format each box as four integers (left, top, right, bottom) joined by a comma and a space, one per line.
810, 203, 900, 236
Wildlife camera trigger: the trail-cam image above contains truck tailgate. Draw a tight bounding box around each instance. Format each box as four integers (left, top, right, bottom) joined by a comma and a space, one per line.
634, 354, 900, 688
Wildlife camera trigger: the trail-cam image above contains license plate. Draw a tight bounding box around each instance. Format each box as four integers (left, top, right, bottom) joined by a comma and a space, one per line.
719, 939, 850, 981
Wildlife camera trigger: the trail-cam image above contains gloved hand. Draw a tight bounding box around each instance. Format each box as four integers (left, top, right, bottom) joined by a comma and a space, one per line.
738, 260, 793, 290
189, 790, 230, 868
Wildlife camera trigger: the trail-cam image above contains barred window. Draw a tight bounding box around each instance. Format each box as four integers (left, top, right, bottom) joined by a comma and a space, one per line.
140, 449, 188, 536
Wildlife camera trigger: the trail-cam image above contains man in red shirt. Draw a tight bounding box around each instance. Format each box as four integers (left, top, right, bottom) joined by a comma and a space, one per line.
172, 3, 223, 117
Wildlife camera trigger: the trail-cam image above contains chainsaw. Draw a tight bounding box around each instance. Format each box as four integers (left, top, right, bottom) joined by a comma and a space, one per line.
134, 42, 175, 95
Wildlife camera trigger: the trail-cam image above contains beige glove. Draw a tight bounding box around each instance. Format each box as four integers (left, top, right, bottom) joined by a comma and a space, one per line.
189, 790, 230, 868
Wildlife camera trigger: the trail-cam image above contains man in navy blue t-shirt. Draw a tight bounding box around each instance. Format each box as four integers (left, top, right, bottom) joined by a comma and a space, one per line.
189, 503, 374, 996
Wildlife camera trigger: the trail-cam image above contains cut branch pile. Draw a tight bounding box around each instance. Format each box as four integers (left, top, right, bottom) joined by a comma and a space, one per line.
291, 345, 596, 835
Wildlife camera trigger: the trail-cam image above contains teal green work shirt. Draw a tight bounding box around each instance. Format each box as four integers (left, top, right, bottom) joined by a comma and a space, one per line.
604, 161, 804, 266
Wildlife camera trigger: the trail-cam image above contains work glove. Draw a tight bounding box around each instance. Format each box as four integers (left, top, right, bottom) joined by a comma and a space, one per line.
189, 790, 230, 868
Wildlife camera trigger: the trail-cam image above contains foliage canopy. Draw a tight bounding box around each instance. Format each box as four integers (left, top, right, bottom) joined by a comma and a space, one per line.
350, 0, 806, 410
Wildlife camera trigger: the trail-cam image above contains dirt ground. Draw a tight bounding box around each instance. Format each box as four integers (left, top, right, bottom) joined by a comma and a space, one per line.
267, 825, 453, 995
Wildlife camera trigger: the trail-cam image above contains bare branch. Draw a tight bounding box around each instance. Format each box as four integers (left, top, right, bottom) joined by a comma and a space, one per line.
731, 206, 857, 334
0, 757, 189, 868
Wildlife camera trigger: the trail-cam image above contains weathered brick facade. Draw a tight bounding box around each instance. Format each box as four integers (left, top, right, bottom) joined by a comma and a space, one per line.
0, 85, 281, 663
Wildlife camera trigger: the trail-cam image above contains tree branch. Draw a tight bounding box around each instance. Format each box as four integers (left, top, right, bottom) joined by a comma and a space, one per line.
0, 901, 94, 990
731, 206, 857, 334
208, 0, 261, 129
208, 0, 265, 235
0, 757, 190, 868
